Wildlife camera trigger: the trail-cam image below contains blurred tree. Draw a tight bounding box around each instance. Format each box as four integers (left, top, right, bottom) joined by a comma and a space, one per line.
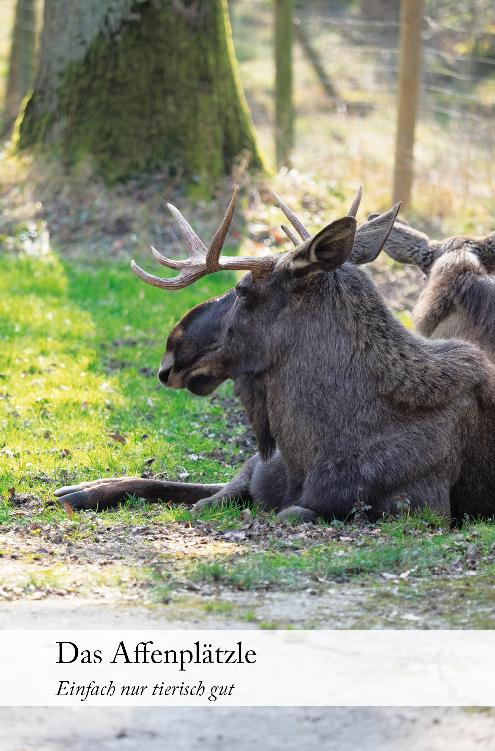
360, 0, 400, 21
3, 0, 37, 132
17, 0, 264, 183
275, 0, 293, 168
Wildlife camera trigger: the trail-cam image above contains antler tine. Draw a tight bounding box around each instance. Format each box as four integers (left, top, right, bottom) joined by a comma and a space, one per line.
347, 186, 362, 218
208, 186, 240, 269
151, 245, 187, 270
272, 192, 310, 240
130, 260, 207, 290
281, 223, 299, 246
167, 203, 208, 260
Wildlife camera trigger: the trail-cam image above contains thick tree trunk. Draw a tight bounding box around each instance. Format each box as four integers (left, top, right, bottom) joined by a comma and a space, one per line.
3, 0, 37, 131
17, 0, 264, 182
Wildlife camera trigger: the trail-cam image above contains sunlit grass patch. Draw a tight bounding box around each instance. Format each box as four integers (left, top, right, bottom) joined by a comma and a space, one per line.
186, 522, 495, 590
379, 507, 449, 537
203, 599, 235, 615
0, 498, 12, 524
84, 498, 253, 531
0, 249, 237, 517
0, 561, 147, 599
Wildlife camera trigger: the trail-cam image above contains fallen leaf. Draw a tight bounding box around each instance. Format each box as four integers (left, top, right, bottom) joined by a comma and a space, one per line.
109, 432, 126, 444
63, 502, 75, 519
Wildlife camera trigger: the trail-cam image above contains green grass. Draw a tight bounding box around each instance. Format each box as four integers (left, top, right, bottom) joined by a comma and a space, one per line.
203, 600, 235, 615
186, 514, 495, 590
0, 248, 237, 511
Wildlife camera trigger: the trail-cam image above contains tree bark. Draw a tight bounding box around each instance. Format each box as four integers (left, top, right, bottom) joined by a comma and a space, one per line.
17, 0, 264, 183
3, 0, 37, 131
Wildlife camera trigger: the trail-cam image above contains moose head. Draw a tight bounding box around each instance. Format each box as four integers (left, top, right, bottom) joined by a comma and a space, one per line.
378, 219, 495, 354
131, 188, 401, 400
377, 218, 495, 276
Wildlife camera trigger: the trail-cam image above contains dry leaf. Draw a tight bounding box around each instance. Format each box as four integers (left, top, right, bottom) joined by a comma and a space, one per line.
109, 432, 126, 444
63, 502, 75, 519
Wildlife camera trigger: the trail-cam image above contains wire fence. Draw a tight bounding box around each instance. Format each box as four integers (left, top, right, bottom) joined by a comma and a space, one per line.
293, 2, 495, 217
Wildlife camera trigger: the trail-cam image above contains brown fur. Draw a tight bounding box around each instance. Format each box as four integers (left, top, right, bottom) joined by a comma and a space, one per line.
381, 221, 495, 362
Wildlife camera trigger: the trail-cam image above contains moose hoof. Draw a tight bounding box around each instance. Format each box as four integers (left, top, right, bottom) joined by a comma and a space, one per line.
276, 506, 316, 524
55, 490, 96, 511
54, 479, 128, 511
191, 496, 225, 515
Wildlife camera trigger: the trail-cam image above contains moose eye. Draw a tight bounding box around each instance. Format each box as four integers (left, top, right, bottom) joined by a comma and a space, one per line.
236, 284, 249, 299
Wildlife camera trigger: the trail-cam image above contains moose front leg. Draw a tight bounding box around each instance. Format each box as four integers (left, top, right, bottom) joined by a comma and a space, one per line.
192, 451, 291, 515
191, 454, 261, 514
55, 453, 265, 511
276, 466, 355, 524
276, 420, 456, 524
55, 477, 226, 511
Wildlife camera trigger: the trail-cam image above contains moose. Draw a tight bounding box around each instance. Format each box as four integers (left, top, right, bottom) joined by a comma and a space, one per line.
56, 189, 495, 523
379, 218, 495, 361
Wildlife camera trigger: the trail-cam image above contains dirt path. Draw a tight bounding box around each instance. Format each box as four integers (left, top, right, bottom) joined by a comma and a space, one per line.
1, 707, 494, 750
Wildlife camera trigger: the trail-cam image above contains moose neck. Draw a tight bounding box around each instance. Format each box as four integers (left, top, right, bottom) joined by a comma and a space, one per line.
272, 264, 419, 404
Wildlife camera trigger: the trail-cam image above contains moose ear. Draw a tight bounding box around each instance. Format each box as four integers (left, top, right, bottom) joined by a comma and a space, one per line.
476, 232, 495, 272
373, 213, 437, 273
290, 216, 357, 275
350, 203, 401, 265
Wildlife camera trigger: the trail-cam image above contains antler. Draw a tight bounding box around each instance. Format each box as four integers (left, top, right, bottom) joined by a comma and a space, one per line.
131, 187, 275, 290
347, 186, 362, 218
273, 192, 310, 242
276, 187, 362, 247
131, 186, 373, 291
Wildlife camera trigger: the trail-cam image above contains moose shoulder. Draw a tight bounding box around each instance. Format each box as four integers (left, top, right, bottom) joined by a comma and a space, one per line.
56, 190, 495, 524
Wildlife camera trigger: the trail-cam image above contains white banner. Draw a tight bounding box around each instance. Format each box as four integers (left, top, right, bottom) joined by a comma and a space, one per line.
0, 630, 493, 706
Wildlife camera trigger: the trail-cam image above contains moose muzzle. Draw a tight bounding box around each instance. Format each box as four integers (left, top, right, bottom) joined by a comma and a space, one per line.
158, 352, 175, 386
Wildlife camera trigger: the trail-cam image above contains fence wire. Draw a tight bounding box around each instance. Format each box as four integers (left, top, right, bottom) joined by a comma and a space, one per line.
291, 2, 495, 216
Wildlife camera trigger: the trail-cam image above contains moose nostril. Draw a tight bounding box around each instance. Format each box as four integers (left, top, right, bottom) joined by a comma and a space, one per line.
158, 367, 172, 385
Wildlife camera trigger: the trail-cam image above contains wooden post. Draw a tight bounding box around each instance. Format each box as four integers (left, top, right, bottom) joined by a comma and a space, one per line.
392, 0, 424, 208
274, 0, 293, 168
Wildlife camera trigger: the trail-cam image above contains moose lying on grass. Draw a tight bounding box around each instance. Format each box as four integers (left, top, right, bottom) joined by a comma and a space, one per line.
56, 189, 495, 523
379, 217, 495, 362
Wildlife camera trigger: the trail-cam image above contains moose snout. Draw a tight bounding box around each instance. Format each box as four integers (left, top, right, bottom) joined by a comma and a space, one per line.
158, 365, 172, 386
158, 352, 175, 387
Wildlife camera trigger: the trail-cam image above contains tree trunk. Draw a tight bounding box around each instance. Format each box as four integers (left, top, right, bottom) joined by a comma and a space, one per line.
274, 0, 293, 168
3, 0, 37, 131
17, 0, 264, 183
